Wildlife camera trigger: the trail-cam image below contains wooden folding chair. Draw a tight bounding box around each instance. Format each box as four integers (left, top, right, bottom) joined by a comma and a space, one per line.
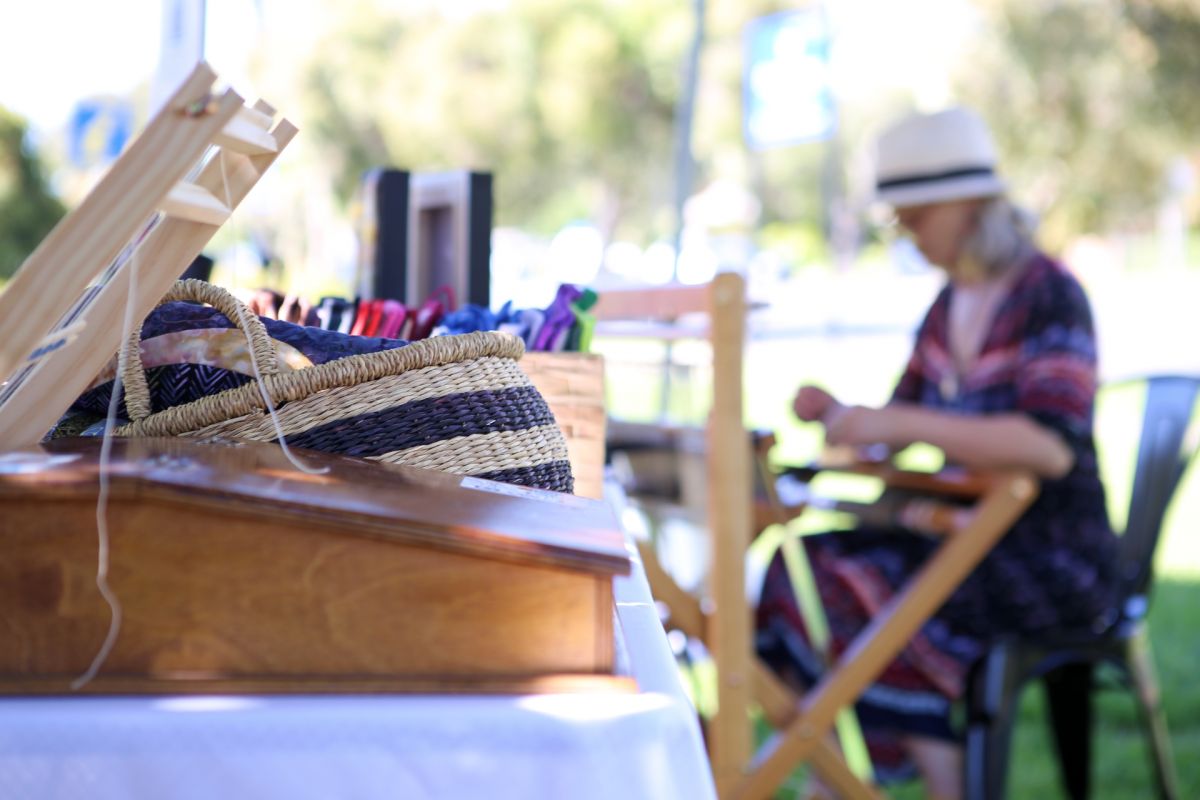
595, 276, 876, 797
0, 62, 294, 449
736, 449, 1039, 798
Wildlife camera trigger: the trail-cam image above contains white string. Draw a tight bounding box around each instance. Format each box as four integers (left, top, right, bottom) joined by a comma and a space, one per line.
217, 150, 328, 475
71, 255, 141, 690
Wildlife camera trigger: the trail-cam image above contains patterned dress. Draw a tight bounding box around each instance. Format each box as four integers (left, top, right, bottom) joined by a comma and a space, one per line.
755, 252, 1120, 781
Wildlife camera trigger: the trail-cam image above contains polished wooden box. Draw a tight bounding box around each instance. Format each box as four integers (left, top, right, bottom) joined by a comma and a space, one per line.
0, 437, 631, 694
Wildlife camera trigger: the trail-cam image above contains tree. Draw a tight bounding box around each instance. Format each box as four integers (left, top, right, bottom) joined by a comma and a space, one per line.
0, 108, 66, 282
956, 0, 1200, 247
297, 0, 691, 243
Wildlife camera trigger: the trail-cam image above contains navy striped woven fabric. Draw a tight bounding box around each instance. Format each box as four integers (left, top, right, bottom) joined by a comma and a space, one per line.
73, 363, 254, 420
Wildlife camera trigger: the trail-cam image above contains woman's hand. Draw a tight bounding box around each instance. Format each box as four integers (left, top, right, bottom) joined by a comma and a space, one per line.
793, 385, 841, 423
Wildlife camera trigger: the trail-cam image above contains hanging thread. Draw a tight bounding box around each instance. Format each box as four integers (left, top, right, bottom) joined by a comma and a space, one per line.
72, 138, 329, 689
216, 150, 328, 475
71, 254, 142, 690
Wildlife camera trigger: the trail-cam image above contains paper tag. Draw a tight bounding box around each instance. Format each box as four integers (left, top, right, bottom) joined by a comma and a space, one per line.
460, 476, 594, 509
0, 453, 81, 474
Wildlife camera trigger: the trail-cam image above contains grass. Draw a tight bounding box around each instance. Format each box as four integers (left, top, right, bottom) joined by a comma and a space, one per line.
598, 335, 1200, 798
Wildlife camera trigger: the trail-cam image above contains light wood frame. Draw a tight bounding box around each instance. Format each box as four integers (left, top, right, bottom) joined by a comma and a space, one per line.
739, 457, 1037, 799
0, 63, 295, 449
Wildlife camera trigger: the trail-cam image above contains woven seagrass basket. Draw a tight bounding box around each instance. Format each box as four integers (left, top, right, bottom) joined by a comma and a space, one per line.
113, 280, 574, 493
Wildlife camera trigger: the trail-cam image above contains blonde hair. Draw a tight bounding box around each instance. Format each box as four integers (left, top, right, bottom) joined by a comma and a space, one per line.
961, 197, 1038, 275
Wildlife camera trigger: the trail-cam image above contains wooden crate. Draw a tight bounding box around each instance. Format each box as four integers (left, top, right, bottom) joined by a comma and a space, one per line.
520, 353, 606, 500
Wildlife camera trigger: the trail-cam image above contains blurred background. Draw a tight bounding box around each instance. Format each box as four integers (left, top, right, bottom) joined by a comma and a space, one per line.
2, 1, 1197, 796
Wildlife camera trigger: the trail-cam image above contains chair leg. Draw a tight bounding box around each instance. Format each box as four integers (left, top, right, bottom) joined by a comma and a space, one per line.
964, 645, 1024, 800
1043, 664, 1092, 800
1126, 626, 1181, 800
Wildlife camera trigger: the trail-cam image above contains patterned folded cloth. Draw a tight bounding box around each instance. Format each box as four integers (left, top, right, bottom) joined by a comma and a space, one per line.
69, 301, 410, 420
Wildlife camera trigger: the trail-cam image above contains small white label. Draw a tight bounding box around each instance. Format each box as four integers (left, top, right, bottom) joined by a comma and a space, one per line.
0, 453, 81, 474
460, 476, 594, 509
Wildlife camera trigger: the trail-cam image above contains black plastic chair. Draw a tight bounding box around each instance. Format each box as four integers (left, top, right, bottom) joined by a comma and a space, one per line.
963, 375, 1200, 800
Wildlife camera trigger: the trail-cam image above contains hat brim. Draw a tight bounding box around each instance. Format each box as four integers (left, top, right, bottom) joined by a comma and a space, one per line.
876, 174, 1005, 208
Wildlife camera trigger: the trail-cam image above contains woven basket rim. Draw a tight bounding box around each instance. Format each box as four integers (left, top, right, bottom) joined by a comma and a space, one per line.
114, 329, 526, 438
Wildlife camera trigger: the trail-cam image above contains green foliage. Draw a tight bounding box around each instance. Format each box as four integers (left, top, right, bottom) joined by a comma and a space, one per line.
758, 219, 829, 272
300, 0, 690, 241
958, 0, 1200, 247
0, 107, 65, 281
289, 0, 1200, 260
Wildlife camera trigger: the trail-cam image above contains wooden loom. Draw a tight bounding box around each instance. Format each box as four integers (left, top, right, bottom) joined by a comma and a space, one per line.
594, 279, 1039, 798
0, 64, 633, 695
0, 62, 295, 448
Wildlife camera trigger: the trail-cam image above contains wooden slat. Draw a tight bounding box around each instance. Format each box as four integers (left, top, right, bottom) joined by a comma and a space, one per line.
161, 181, 231, 225
236, 104, 275, 131
23, 320, 87, 367
636, 541, 705, 639
213, 110, 279, 155
707, 272, 753, 797
752, 662, 882, 800
0, 63, 237, 385
22, 435, 629, 574
592, 283, 710, 322
0, 119, 299, 448
735, 473, 1038, 799
797, 460, 993, 499
753, 659, 797, 729
808, 741, 884, 800
252, 98, 278, 117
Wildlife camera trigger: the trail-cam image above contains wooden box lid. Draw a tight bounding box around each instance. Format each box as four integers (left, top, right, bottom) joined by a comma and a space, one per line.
12, 437, 629, 576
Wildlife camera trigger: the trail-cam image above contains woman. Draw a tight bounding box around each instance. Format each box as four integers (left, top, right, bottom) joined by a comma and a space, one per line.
755, 107, 1120, 799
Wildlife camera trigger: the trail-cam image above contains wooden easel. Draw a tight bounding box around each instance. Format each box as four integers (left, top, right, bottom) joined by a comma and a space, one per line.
595, 277, 1039, 798
0, 62, 295, 449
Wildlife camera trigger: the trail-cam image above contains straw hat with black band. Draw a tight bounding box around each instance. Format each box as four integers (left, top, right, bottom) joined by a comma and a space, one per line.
874, 107, 1006, 209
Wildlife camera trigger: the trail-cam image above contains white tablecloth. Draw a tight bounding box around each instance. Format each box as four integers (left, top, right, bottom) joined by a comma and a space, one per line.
0, 531, 715, 800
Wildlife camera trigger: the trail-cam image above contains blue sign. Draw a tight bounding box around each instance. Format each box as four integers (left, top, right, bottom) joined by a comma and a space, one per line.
68, 99, 134, 168
743, 9, 835, 149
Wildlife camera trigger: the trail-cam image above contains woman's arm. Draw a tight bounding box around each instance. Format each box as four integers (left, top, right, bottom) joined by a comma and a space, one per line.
823, 402, 1074, 479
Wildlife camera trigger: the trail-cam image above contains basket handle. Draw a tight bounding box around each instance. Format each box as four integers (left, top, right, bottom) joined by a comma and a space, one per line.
121, 279, 279, 422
